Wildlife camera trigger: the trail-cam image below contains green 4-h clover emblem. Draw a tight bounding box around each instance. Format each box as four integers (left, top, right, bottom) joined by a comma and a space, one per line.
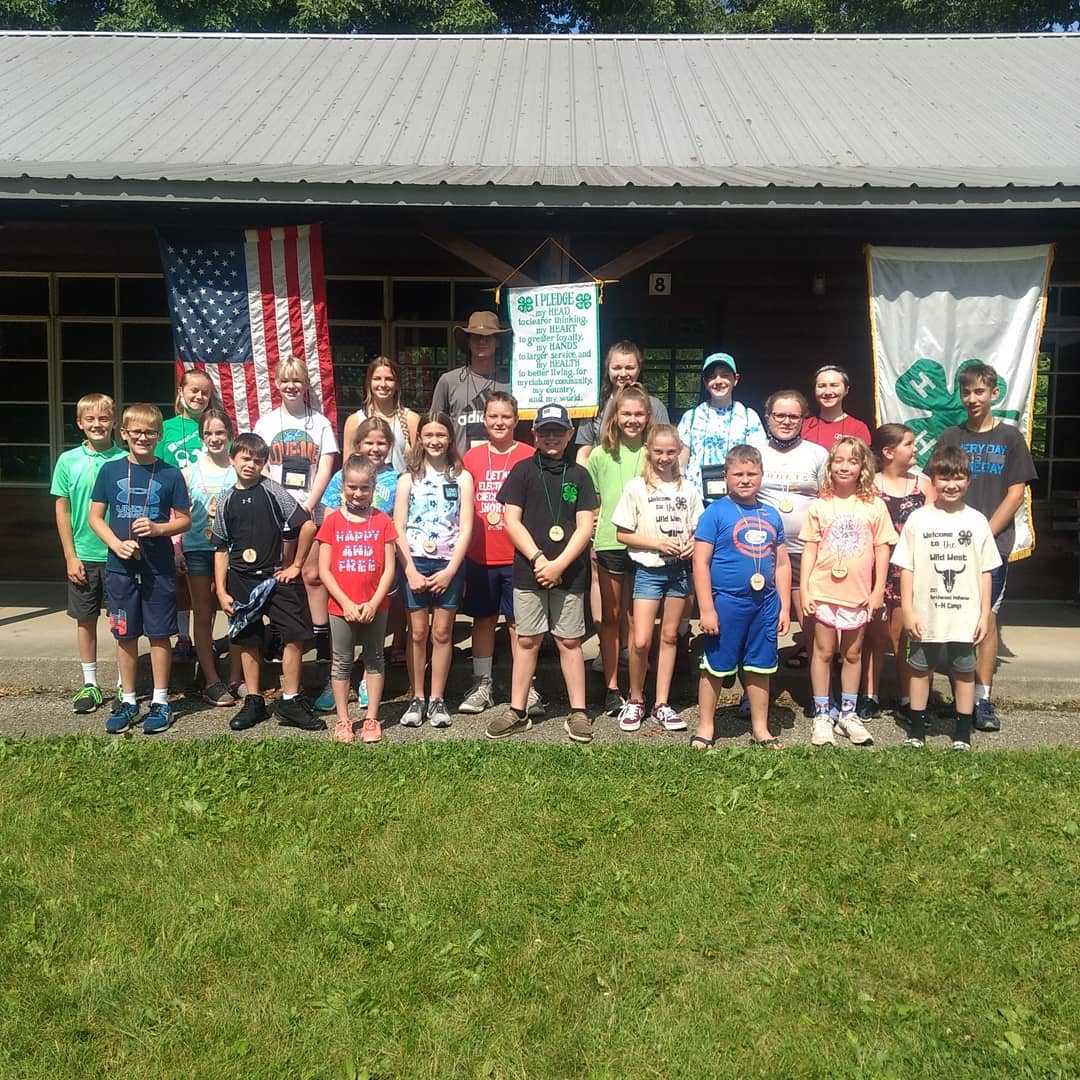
516, 296, 534, 313
575, 292, 592, 310
895, 358, 1019, 466
561, 481, 578, 503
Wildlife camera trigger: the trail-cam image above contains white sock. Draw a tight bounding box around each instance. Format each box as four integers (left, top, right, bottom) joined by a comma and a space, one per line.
975, 684, 991, 703
283, 692, 297, 700
176, 612, 190, 638
152, 688, 169, 705
122, 692, 137, 705
81, 662, 97, 686
473, 656, 493, 678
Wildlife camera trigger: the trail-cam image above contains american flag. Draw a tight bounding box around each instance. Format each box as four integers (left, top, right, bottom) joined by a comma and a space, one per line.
158, 225, 337, 432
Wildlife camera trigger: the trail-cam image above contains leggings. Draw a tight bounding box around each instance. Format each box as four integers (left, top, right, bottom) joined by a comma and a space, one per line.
329, 610, 389, 683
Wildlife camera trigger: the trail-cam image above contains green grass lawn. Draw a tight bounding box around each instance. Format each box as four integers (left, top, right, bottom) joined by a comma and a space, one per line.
0, 738, 1077, 1079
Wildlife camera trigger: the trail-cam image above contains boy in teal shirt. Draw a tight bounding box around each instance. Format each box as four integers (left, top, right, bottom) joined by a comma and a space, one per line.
51, 393, 128, 713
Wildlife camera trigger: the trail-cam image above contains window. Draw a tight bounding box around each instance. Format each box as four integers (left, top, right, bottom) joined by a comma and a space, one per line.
1035, 286, 1080, 498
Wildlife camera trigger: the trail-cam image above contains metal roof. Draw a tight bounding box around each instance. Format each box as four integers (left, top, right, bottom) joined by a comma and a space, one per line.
1, 31, 1079, 208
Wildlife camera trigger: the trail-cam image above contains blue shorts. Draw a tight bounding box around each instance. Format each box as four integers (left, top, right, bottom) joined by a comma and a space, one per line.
401, 556, 465, 611
181, 549, 214, 577
632, 561, 691, 601
699, 590, 779, 678
990, 562, 1007, 614
106, 570, 178, 641
461, 559, 514, 620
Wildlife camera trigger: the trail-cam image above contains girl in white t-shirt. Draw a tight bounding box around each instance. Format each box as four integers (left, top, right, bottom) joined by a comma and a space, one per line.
253, 356, 340, 677
611, 424, 703, 733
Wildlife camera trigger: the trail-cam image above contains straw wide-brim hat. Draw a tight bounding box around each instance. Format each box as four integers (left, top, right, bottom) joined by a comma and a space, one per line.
454, 310, 511, 343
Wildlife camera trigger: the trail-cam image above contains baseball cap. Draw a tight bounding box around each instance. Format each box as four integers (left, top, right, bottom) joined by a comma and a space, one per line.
702, 351, 738, 375
533, 403, 573, 430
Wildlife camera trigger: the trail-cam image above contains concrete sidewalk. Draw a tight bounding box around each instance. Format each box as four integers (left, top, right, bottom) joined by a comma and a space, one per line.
2, 581, 1080, 705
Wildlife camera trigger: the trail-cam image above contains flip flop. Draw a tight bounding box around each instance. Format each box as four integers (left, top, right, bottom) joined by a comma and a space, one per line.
750, 736, 784, 749
689, 734, 715, 750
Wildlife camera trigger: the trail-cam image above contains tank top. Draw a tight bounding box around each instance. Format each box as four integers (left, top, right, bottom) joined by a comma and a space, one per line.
405, 464, 461, 560
880, 476, 926, 604
183, 459, 237, 554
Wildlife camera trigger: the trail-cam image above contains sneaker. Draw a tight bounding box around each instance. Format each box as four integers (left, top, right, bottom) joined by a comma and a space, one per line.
428, 698, 452, 728
401, 697, 426, 727
486, 708, 533, 741
526, 685, 547, 718
171, 636, 194, 662
565, 710, 594, 744
836, 711, 873, 746
143, 701, 173, 734
459, 675, 495, 714
105, 700, 139, 734
230, 693, 268, 731
203, 681, 236, 708
895, 702, 911, 723
313, 681, 336, 713
228, 681, 248, 700
651, 703, 687, 731
361, 718, 382, 744
617, 699, 645, 732
72, 683, 104, 714
903, 735, 926, 749
857, 695, 881, 721
276, 696, 326, 732
951, 738, 972, 751
602, 689, 624, 716
738, 694, 751, 720
332, 718, 355, 743
811, 713, 836, 747
358, 678, 369, 709
973, 699, 1000, 732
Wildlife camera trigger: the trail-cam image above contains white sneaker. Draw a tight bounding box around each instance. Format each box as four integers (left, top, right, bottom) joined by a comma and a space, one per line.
617, 699, 645, 732
401, 697, 426, 727
651, 703, 686, 731
811, 713, 836, 746
427, 697, 452, 728
836, 711, 874, 746
526, 685, 546, 718
459, 675, 495, 714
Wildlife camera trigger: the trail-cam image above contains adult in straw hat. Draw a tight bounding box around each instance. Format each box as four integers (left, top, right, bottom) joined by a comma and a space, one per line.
432, 311, 513, 453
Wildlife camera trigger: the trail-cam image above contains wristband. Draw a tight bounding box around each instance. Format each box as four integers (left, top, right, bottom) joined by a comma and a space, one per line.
530, 551, 544, 567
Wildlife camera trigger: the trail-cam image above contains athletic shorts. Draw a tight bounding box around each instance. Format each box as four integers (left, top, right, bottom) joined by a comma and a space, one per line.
907, 640, 977, 674
595, 548, 634, 576
814, 601, 870, 631
514, 587, 586, 639
227, 569, 312, 646
699, 590, 780, 678
401, 556, 465, 611
632, 562, 691, 601
461, 559, 515, 620
67, 561, 107, 620
990, 563, 1008, 615
106, 570, 178, 641
181, 549, 214, 577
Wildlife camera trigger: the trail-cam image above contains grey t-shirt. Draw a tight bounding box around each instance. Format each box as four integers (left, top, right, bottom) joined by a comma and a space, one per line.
431, 365, 511, 453
575, 394, 670, 446
758, 439, 828, 555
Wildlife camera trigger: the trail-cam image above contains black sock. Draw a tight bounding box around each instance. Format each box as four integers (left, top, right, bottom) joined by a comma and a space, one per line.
312, 623, 330, 660
908, 708, 928, 741
511, 706, 527, 721
953, 712, 973, 744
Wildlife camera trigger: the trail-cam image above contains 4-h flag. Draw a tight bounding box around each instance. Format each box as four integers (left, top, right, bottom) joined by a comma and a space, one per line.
158, 225, 337, 432
867, 244, 1053, 560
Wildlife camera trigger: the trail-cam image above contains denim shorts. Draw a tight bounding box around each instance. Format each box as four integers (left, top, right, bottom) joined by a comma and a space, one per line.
181, 549, 214, 577
632, 561, 691, 601
401, 556, 465, 611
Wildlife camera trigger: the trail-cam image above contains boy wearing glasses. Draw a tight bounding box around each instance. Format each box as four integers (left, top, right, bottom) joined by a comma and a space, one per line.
90, 404, 191, 735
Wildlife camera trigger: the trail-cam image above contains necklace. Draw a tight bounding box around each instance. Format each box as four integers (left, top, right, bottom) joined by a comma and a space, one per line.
484, 442, 516, 525
538, 457, 568, 542
736, 502, 767, 591
829, 495, 853, 580
125, 458, 157, 559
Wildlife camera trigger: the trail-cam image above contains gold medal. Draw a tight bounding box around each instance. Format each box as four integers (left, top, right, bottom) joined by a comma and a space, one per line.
486, 510, 502, 526
242, 547, 258, 564
548, 525, 565, 542
779, 498, 794, 514
831, 563, 848, 581
423, 538, 437, 555
750, 572, 765, 592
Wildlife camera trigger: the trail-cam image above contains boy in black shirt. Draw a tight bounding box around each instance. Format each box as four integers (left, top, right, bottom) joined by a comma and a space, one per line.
489, 404, 599, 743
213, 432, 321, 732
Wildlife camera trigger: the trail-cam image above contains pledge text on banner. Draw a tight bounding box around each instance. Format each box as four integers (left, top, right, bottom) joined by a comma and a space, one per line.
509, 284, 601, 419
867, 244, 1053, 561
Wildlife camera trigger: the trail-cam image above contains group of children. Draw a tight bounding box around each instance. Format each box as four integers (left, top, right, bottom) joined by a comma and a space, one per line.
53, 340, 1032, 750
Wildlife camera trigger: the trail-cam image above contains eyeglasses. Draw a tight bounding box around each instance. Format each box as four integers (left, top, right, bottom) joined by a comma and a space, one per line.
769, 413, 804, 423
124, 429, 161, 439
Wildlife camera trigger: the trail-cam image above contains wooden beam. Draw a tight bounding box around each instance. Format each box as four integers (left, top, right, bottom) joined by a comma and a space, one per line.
423, 231, 537, 288
592, 230, 694, 281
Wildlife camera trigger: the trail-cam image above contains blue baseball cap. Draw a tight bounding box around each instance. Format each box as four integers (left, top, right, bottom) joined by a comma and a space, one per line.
533, 403, 573, 430
702, 351, 738, 375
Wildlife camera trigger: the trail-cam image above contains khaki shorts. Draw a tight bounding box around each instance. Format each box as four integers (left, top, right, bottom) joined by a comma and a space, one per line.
513, 587, 586, 639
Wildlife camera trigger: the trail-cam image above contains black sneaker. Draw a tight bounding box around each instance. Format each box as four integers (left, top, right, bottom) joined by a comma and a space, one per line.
857, 695, 881, 721
973, 699, 1000, 732
276, 695, 326, 731
229, 694, 268, 731
602, 689, 624, 716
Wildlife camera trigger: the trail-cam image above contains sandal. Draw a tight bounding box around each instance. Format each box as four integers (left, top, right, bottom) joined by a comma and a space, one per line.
784, 647, 809, 669
750, 736, 784, 749
689, 734, 715, 750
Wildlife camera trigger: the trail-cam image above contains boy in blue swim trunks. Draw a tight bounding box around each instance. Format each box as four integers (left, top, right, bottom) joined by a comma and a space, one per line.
692, 444, 791, 748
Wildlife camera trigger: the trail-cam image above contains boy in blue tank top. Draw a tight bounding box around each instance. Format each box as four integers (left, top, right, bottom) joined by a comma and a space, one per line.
691, 445, 791, 749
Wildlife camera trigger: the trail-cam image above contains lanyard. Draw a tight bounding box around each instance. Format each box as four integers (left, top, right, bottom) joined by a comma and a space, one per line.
538, 458, 567, 529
